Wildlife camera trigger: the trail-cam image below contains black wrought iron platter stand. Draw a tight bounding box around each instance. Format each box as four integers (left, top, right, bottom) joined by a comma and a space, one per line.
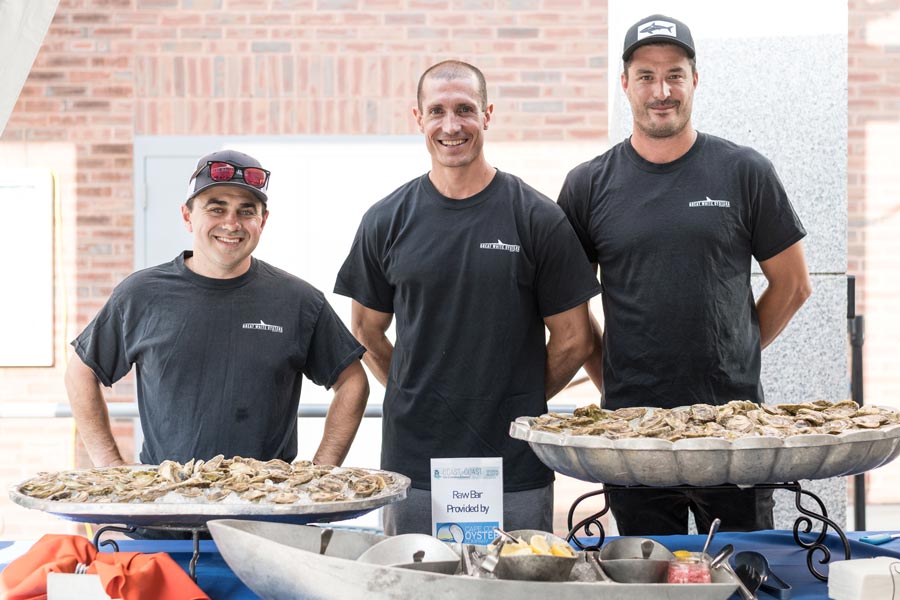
565, 481, 849, 581
90, 524, 208, 580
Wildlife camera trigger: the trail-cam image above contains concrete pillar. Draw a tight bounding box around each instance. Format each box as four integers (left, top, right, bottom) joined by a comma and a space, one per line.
608, 1, 849, 530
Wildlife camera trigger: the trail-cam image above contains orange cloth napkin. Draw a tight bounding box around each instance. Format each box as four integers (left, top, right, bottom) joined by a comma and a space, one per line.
1, 534, 209, 600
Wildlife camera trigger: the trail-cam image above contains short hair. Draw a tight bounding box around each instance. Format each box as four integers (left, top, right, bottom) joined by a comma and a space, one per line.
417, 60, 488, 112
623, 42, 697, 80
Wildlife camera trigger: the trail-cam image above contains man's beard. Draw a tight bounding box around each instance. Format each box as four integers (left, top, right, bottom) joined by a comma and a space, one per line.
635, 101, 690, 138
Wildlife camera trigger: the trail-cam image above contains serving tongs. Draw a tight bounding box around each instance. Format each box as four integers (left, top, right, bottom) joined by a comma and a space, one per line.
709, 544, 758, 600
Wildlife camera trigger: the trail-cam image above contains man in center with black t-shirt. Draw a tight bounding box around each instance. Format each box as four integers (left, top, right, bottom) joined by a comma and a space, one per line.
557, 15, 813, 535
335, 60, 602, 535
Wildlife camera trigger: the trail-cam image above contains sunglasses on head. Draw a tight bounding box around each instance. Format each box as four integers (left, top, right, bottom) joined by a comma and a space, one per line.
192, 161, 270, 189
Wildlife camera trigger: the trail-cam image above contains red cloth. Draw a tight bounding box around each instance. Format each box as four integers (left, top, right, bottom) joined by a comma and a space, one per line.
0, 534, 209, 600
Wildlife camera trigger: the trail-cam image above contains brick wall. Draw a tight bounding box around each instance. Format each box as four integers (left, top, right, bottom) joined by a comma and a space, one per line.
848, 0, 900, 505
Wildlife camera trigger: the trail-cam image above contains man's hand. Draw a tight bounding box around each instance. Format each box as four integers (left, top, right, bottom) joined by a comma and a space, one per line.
312, 360, 369, 466
65, 354, 126, 467
544, 302, 594, 400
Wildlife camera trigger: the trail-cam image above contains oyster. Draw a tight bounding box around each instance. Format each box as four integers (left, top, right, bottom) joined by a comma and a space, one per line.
612, 407, 648, 421
690, 404, 717, 423
720, 415, 754, 434
177, 487, 204, 498
573, 404, 605, 420
240, 489, 268, 502
636, 411, 666, 431
852, 414, 889, 429
796, 408, 827, 427
351, 475, 386, 498
823, 400, 859, 420
269, 491, 300, 504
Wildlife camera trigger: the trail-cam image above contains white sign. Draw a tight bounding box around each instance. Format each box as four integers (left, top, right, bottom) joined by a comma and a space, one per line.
431, 457, 503, 545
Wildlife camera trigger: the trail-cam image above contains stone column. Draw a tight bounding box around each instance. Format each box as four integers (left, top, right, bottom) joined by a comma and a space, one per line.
608, 1, 849, 530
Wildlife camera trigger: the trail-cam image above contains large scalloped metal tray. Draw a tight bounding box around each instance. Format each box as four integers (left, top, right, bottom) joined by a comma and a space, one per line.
510, 417, 900, 486
8, 466, 409, 527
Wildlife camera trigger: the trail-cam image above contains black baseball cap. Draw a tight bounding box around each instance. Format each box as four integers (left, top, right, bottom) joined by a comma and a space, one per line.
622, 14, 695, 62
187, 149, 269, 204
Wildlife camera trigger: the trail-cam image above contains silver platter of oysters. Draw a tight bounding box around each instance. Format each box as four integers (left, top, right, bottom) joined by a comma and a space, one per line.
510, 400, 900, 486
9, 456, 409, 527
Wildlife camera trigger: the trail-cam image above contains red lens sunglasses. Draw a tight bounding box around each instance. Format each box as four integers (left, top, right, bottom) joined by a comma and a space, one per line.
192, 161, 270, 189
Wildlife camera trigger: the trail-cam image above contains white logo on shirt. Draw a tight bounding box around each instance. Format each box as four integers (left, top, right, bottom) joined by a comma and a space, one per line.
479, 239, 521, 253
242, 320, 284, 333
689, 197, 731, 208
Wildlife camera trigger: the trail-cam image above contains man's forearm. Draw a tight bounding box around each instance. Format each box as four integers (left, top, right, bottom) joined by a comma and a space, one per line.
756, 280, 811, 349
545, 339, 592, 400
544, 303, 594, 400
357, 332, 394, 388
582, 312, 604, 392
313, 362, 369, 466
65, 358, 126, 467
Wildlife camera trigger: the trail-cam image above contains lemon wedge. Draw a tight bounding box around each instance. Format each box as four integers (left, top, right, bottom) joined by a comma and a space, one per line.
550, 542, 575, 557
500, 544, 534, 557
529, 534, 552, 555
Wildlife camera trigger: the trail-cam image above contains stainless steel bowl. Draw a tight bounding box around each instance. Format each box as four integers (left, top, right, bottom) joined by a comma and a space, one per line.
599, 537, 674, 561
600, 558, 670, 583
493, 553, 576, 582
488, 529, 577, 582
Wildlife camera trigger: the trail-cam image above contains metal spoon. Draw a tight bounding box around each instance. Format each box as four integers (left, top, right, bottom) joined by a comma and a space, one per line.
709, 543, 734, 569
702, 518, 721, 556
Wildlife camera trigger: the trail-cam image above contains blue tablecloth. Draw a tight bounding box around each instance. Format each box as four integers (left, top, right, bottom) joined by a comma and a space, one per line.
2, 530, 899, 599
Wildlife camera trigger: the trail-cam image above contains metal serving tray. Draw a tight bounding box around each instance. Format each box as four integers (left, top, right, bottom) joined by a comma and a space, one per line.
8, 466, 410, 528
208, 519, 739, 600
510, 417, 900, 486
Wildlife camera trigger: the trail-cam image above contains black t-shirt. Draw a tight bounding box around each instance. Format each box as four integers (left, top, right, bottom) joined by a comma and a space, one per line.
558, 132, 806, 409
73, 252, 365, 464
335, 170, 601, 490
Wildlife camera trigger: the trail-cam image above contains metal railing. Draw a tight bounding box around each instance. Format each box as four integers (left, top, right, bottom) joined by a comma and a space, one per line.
0, 403, 581, 419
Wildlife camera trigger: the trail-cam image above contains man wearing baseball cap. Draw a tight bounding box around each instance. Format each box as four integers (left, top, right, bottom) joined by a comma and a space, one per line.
557, 15, 812, 534
66, 149, 369, 473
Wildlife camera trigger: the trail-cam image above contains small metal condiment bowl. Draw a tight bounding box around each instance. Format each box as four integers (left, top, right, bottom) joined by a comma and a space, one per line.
598, 537, 675, 584
489, 529, 577, 582
600, 558, 671, 583
599, 537, 674, 561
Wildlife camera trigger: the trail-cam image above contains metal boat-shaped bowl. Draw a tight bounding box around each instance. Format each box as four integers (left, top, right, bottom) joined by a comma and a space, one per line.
510, 418, 900, 486
208, 519, 738, 600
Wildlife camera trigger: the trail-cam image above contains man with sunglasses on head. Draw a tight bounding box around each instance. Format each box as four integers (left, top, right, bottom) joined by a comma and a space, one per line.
66, 149, 369, 473
335, 60, 601, 535
556, 15, 812, 535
